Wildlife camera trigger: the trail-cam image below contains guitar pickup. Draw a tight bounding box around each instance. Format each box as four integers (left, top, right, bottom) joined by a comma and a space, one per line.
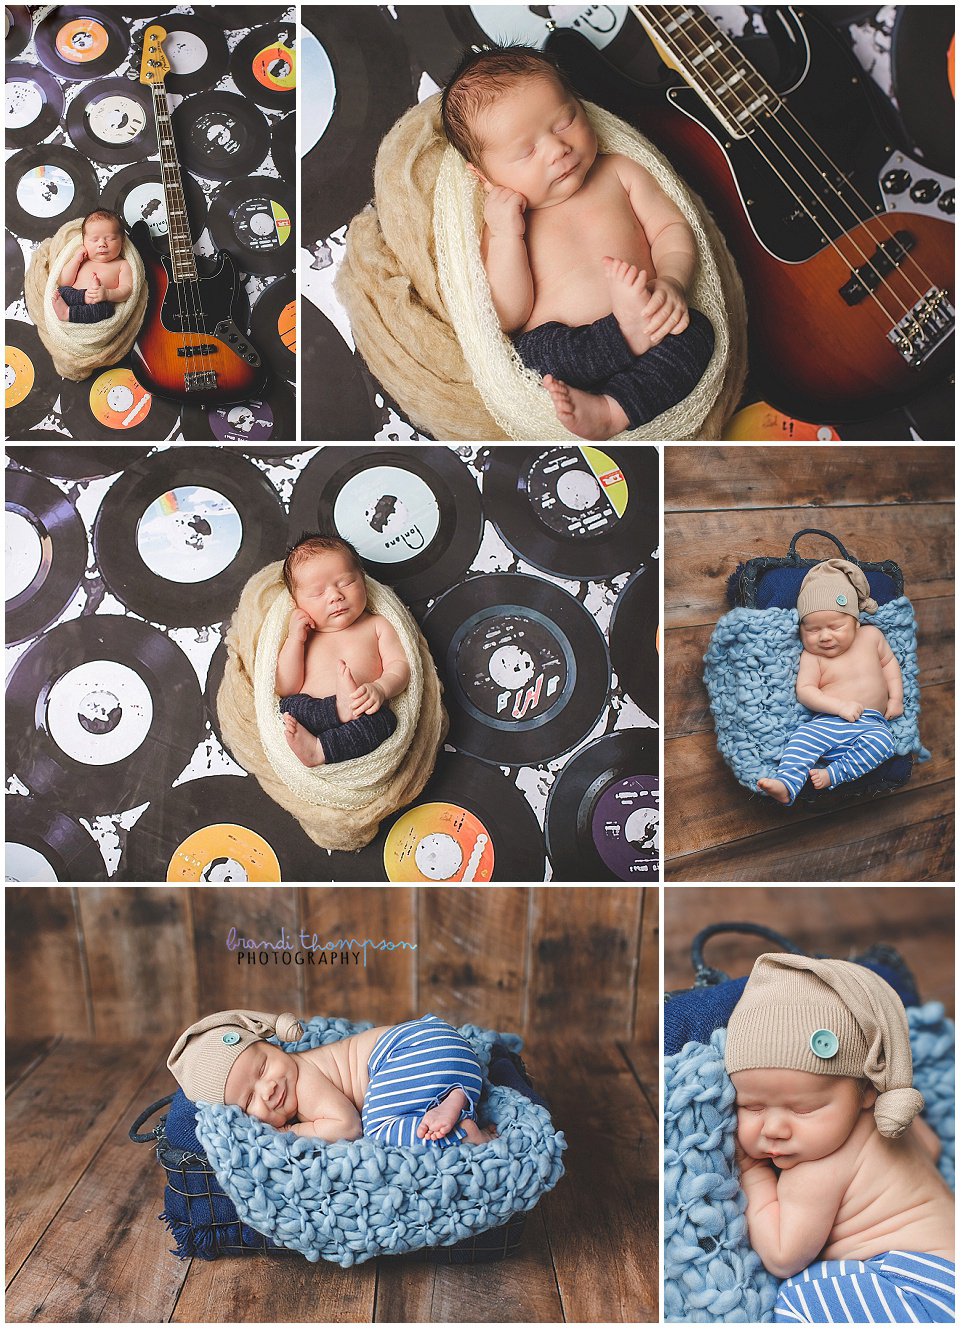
176, 344, 217, 358
887, 287, 955, 368
183, 370, 218, 392
839, 231, 914, 305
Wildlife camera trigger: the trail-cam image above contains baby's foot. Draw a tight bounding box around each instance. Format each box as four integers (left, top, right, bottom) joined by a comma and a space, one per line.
757, 777, 791, 804
808, 768, 831, 789
460, 1118, 498, 1146
52, 289, 70, 322
335, 659, 357, 723
283, 713, 325, 766
417, 1087, 469, 1141
603, 256, 654, 356
543, 374, 629, 441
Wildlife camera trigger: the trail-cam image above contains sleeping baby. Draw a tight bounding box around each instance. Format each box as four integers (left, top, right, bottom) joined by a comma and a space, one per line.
168, 1009, 497, 1147
51, 208, 132, 324
441, 44, 715, 440
275, 533, 409, 767
726, 954, 954, 1322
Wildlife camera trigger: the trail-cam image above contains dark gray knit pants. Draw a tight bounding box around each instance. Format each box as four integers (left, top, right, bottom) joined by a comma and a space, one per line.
57, 285, 115, 323
279, 693, 397, 763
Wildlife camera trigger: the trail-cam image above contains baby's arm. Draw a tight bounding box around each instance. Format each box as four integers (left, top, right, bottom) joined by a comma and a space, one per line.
285, 1076, 362, 1143
102, 258, 133, 303
878, 631, 903, 719
737, 1151, 846, 1279
795, 649, 863, 721
616, 156, 696, 339
476, 178, 535, 333
275, 608, 310, 695
350, 618, 410, 716
58, 246, 87, 288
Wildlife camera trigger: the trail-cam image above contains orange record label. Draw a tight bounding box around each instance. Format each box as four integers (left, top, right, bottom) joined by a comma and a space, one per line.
88, 368, 152, 430
252, 43, 295, 91
167, 824, 281, 882
56, 19, 109, 63
724, 401, 841, 441
278, 300, 295, 354
5, 346, 35, 408
383, 803, 494, 883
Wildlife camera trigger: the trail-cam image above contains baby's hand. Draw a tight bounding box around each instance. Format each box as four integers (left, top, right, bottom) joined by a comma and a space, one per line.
350, 680, 385, 716
734, 1141, 763, 1174
884, 698, 903, 720
288, 607, 312, 639
838, 701, 864, 722
84, 274, 102, 304
482, 183, 527, 238
643, 276, 689, 342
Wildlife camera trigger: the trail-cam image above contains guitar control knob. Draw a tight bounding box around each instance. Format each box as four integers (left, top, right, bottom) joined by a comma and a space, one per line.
881, 169, 910, 194
238, 342, 247, 352
228, 333, 237, 341
937, 189, 954, 215
910, 178, 940, 204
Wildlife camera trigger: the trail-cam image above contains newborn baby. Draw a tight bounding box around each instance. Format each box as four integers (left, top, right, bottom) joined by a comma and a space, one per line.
726, 954, 954, 1322
52, 208, 132, 324
441, 45, 714, 440
757, 558, 903, 805
275, 533, 410, 767
168, 1009, 497, 1147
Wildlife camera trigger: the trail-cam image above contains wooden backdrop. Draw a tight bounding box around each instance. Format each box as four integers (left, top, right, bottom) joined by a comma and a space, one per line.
6, 885, 658, 1047
664, 446, 954, 881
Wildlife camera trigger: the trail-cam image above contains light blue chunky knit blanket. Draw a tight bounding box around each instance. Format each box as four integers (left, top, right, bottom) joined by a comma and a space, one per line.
194, 1017, 566, 1266
664, 1003, 954, 1322
703, 598, 929, 791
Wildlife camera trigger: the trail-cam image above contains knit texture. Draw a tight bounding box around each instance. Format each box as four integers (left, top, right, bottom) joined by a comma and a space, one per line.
193, 1016, 566, 1266
664, 1004, 954, 1322
703, 599, 929, 793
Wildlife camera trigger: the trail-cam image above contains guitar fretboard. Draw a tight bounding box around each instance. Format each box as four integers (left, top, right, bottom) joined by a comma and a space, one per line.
151, 82, 198, 283
632, 5, 780, 139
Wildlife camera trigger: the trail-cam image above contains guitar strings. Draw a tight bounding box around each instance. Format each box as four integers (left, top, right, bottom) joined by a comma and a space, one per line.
153, 82, 199, 380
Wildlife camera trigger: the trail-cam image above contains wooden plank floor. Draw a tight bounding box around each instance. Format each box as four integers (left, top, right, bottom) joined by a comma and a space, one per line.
6, 1035, 658, 1324
664, 446, 955, 881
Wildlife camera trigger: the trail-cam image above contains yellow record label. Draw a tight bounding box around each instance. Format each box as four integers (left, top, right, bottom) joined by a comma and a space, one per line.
168, 823, 281, 882
582, 446, 628, 516
724, 402, 841, 441
5, 345, 34, 408
88, 368, 152, 430
383, 802, 494, 883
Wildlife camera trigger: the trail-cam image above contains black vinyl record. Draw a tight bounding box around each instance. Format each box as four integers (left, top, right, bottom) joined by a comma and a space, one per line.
271, 111, 294, 182
6, 228, 24, 293
60, 365, 180, 441
545, 730, 659, 882
101, 160, 208, 243
301, 297, 383, 440
330, 752, 546, 882
171, 91, 270, 183
120, 773, 330, 881
288, 447, 484, 604
91, 446, 287, 627
6, 445, 154, 478
609, 566, 658, 718
5, 63, 65, 149
6, 615, 205, 814
65, 76, 155, 165
421, 572, 610, 767
250, 273, 295, 383
5, 143, 99, 240
208, 176, 295, 276
892, 5, 955, 177
6, 6, 31, 60
5, 795, 108, 881
5, 466, 87, 644
34, 6, 130, 81
203, 635, 228, 744
179, 380, 295, 443
5, 319, 60, 435
144, 13, 229, 95
230, 22, 296, 111
482, 445, 658, 580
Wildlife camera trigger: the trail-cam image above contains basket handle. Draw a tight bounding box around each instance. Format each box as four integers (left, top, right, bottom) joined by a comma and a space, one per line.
690, 923, 808, 987
787, 529, 851, 563
129, 1094, 174, 1142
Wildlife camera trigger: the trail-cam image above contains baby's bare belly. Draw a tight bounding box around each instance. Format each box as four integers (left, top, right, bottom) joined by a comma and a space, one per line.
300, 628, 382, 699
74, 259, 121, 290
817, 673, 889, 716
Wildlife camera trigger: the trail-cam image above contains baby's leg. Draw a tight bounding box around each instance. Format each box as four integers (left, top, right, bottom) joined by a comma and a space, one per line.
758, 715, 838, 805
52, 289, 71, 322
603, 309, 716, 428
282, 714, 325, 766
67, 300, 115, 324
543, 374, 628, 441
317, 707, 397, 763
817, 713, 896, 789
603, 258, 656, 356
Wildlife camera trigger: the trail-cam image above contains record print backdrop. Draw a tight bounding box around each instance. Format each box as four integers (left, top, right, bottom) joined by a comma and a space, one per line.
5, 6, 295, 444
300, 4, 950, 441
5, 444, 659, 883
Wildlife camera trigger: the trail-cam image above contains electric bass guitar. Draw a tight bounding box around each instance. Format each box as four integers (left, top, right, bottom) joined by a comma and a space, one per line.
130, 25, 266, 405
548, 6, 955, 422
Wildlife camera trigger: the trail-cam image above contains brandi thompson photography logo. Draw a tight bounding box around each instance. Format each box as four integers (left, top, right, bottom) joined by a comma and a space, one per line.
226, 927, 416, 968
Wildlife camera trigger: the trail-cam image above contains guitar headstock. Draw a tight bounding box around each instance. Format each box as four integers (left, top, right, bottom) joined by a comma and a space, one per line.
140, 25, 169, 85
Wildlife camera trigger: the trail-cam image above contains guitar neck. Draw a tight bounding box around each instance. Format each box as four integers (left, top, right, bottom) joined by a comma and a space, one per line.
150, 81, 198, 283
631, 5, 780, 138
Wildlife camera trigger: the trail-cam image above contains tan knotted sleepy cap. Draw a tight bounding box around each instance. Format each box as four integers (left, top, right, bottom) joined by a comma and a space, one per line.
796, 558, 878, 622
167, 1009, 303, 1104
724, 954, 923, 1138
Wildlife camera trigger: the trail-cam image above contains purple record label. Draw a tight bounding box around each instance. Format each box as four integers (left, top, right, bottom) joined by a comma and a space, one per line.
592, 774, 659, 878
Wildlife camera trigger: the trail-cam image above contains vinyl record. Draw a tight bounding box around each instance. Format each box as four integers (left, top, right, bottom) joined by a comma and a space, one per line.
60, 366, 180, 441
6, 228, 24, 292
301, 298, 383, 440
250, 273, 294, 382
6, 615, 205, 814
5, 795, 107, 881
421, 572, 610, 767
5, 319, 60, 435
6, 143, 99, 241
208, 176, 295, 275
66, 76, 155, 165
92, 446, 287, 626
5, 64, 65, 149
481, 446, 658, 580
609, 566, 658, 718
179, 380, 295, 443
171, 91, 270, 183
6, 446, 153, 478
230, 22, 296, 111
142, 12, 228, 95
120, 773, 330, 881
34, 7, 129, 81
330, 752, 546, 882
288, 447, 484, 604
545, 731, 659, 882
101, 160, 208, 242
6, 6, 31, 60
5, 465, 87, 644
203, 636, 228, 744
271, 111, 294, 182
892, 5, 955, 176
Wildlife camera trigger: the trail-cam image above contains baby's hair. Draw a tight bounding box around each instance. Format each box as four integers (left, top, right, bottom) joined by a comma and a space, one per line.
282, 531, 364, 595
81, 208, 124, 236
441, 43, 576, 167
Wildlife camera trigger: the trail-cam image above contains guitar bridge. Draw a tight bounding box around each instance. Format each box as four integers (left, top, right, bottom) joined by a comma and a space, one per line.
887, 288, 955, 368
183, 370, 218, 392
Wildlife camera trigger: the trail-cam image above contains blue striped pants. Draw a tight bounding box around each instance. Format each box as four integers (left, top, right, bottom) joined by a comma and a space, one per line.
775, 1251, 955, 1322
360, 1014, 482, 1149
773, 709, 895, 804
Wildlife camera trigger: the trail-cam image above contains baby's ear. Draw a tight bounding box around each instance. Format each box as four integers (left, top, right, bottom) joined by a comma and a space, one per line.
465, 161, 489, 189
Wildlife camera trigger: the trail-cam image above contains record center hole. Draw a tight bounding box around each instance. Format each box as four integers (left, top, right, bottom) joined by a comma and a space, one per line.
200, 857, 248, 882
556, 470, 601, 511
488, 644, 536, 689
625, 807, 659, 853
77, 689, 122, 736
414, 834, 462, 881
